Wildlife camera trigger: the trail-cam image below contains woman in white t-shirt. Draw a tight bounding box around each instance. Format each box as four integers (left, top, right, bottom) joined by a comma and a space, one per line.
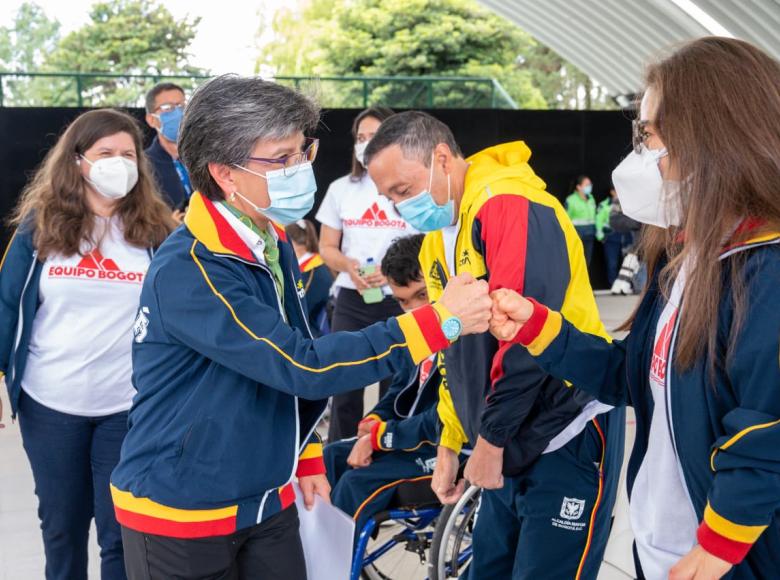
317, 107, 418, 441
0, 109, 174, 580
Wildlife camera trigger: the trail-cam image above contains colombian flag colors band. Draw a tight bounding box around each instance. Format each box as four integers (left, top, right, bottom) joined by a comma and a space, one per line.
370, 420, 388, 451
296, 442, 326, 477
697, 503, 767, 564
111, 483, 297, 539
397, 305, 450, 364
111, 484, 239, 538
513, 298, 563, 356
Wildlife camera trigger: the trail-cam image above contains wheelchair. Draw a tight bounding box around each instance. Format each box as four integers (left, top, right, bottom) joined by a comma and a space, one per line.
351, 478, 481, 580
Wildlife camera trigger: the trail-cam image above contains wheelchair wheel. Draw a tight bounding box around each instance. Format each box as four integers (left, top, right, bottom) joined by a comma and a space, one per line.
428, 484, 481, 580
360, 516, 434, 580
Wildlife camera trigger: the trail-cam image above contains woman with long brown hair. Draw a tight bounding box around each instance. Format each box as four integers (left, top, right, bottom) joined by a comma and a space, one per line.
0, 108, 174, 580
489, 37, 780, 579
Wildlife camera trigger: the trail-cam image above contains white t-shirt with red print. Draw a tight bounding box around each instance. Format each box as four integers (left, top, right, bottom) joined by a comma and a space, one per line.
630, 265, 699, 579
316, 174, 417, 295
22, 216, 151, 417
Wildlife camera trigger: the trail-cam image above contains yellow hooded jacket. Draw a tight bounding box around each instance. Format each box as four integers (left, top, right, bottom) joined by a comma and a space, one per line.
420, 142, 610, 472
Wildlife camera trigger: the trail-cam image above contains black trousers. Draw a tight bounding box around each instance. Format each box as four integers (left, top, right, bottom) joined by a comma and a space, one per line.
327, 288, 402, 442
121, 505, 306, 580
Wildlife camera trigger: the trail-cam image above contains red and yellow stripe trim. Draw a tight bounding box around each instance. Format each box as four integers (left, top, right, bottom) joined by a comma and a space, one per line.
575, 419, 606, 579
370, 420, 388, 451
296, 442, 326, 477
300, 253, 324, 273
513, 298, 562, 356
697, 503, 766, 564
397, 305, 450, 364
111, 485, 238, 539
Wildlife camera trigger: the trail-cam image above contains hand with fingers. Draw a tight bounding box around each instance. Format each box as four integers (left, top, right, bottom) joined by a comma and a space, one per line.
489, 288, 535, 342
431, 445, 466, 505
463, 436, 504, 490
298, 474, 331, 511
438, 273, 493, 336
346, 434, 374, 469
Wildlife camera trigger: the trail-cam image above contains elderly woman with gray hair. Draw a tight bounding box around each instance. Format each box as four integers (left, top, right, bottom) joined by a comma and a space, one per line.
109, 74, 492, 579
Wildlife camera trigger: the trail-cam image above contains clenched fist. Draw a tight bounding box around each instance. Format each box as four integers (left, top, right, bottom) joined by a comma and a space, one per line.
489, 288, 535, 342
438, 273, 492, 336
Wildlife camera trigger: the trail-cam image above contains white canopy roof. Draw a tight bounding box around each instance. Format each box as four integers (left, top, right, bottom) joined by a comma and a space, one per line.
479, 0, 780, 96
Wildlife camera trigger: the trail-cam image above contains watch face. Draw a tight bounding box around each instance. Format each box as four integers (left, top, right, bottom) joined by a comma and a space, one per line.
442, 317, 462, 340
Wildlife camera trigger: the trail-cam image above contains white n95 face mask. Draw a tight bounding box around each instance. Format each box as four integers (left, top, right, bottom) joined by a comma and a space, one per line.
611, 147, 682, 228
81, 156, 139, 200
354, 141, 369, 168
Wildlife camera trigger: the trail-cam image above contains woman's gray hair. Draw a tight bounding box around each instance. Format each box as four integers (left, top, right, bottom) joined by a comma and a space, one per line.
178, 74, 321, 200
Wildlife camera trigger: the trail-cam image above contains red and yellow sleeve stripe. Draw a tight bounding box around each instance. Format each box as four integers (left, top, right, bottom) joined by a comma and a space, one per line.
296, 441, 325, 477
697, 503, 767, 564
396, 304, 451, 364
370, 420, 388, 451
513, 298, 562, 356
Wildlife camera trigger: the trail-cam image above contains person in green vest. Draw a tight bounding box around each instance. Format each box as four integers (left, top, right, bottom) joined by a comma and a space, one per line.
565, 175, 597, 265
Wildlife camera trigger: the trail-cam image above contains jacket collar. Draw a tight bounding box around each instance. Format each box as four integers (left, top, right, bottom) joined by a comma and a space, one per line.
719, 218, 780, 257
185, 192, 288, 263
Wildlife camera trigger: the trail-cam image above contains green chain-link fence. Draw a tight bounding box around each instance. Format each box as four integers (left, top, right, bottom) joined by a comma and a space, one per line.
0, 72, 518, 109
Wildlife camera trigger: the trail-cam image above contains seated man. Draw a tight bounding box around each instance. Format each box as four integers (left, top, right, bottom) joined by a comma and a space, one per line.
324, 234, 444, 533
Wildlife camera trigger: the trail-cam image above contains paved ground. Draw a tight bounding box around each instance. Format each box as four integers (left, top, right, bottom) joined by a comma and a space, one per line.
0, 293, 640, 579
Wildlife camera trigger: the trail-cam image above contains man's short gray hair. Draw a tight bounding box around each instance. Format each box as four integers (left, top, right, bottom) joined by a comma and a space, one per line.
178, 74, 321, 200
363, 111, 462, 167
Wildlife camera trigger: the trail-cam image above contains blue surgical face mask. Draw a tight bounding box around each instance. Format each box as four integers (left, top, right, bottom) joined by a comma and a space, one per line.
155, 106, 183, 143
582, 183, 593, 196
395, 154, 454, 232
233, 162, 317, 225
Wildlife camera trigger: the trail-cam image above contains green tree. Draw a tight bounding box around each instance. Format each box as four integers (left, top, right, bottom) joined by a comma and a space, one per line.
259, 0, 546, 109
259, 0, 615, 110
0, 2, 61, 106
0, 2, 61, 70
38, 0, 204, 106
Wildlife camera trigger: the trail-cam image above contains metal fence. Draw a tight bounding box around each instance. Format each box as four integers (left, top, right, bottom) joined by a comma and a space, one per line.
0, 72, 519, 109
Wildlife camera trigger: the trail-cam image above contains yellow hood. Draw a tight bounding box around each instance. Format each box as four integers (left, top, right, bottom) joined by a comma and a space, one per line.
463, 141, 547, 204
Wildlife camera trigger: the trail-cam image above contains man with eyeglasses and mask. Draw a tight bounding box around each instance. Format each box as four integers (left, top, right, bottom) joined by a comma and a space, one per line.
364, 111, 625, 580
111, 76, 493, 579
144, 82, 192, 221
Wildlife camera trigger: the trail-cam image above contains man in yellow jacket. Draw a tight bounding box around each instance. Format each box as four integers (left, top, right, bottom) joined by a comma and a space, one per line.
365, 111, 625, 579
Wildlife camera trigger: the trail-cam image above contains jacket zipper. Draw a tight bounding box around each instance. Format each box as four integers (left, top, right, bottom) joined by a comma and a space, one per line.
664, 302, 698, 512
217, 252, 308, 522
9, 251, 38, 392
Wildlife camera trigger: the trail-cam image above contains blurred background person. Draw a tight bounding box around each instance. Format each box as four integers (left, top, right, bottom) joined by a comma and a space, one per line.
144, 82, 191, 221
285, 219, 333, 335
565, 174, 597, 265
0, 109, 174, 580
597, 185, 639, 286
317, 106, 418, 442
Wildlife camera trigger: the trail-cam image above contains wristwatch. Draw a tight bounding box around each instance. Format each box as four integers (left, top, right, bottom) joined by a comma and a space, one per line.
441, 316, 463, 342
433, 303, 463, 342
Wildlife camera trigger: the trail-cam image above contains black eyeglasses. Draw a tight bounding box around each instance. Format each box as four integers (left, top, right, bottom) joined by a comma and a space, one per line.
632, 119, 650, 153
246, 137, 319, 177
